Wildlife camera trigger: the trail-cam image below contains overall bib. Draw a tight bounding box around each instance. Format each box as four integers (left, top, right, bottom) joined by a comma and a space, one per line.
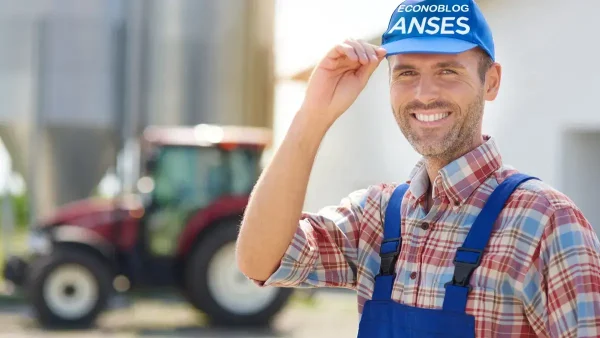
357, 174, 537, 338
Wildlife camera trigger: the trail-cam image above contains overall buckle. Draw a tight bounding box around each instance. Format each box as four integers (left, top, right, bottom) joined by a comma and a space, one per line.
444, 247, 483, 291
378, 237, 401, 276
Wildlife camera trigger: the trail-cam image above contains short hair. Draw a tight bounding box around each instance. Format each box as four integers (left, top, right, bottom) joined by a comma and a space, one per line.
476, 48, 494, 83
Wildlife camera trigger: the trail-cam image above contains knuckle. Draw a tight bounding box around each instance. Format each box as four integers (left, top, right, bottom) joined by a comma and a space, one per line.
338, 44, 351, 52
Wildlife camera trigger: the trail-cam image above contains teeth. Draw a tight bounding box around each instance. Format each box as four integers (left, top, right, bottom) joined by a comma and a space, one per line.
415, 112, 449, 122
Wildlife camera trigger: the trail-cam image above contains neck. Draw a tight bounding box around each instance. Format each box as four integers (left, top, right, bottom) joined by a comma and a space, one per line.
424, 135, 486, 186
424, 158, 449, 185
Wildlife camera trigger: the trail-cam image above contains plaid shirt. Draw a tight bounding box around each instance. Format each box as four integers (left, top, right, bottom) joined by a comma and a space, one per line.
256, 136, 600, 337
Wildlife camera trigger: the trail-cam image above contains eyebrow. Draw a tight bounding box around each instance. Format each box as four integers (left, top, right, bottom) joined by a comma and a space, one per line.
392, 61, 467, 73
434, 61, 466, 69
392, 64, 416, 73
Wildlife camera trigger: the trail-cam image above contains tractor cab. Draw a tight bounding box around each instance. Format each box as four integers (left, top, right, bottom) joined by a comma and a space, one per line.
3, 124, 292, 329
133, 125, 270, 282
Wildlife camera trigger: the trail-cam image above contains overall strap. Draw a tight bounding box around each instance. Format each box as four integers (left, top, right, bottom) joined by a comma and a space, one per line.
372, 183, 409, 300
443, 173, 539, 312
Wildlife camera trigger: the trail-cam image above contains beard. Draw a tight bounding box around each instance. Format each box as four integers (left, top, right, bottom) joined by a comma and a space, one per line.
394, 93, 484, 161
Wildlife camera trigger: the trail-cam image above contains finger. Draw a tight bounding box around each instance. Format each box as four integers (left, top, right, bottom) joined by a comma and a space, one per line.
331, 43, 359, 62
356, 59, 380, 80
375, 46, 387, 59
357, 40, 378, 63
345, 39, 369, 65
356, 49, 385, 81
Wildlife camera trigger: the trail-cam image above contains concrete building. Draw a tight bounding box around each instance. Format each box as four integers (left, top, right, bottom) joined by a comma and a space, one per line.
276, 0, 600, 236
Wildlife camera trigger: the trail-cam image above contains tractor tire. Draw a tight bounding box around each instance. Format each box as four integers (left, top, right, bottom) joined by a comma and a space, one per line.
184, 220, 293, 327
26, 246, 113, 328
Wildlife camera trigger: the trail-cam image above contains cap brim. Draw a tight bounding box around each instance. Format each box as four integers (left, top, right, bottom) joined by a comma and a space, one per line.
381, 36, 478, 57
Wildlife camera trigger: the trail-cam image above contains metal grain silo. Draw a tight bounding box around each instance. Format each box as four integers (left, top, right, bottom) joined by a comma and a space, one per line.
0, 0, 275, 221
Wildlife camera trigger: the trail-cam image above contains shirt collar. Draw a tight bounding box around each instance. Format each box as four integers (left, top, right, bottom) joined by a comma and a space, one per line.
407, 136, 503, 207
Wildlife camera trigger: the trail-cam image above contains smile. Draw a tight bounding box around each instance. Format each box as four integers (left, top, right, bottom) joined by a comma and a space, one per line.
414, 112, 450, 122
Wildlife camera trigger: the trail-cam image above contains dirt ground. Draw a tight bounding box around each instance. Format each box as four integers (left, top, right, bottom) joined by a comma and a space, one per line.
0, 290, 359, 338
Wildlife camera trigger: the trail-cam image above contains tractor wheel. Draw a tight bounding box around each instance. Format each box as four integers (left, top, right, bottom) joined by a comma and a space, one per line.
26, 246, 113, 328
184, 221, 293, 327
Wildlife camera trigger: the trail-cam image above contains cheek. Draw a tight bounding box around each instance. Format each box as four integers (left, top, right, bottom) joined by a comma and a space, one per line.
390, 82, 413, 108
438, 81, 480, 110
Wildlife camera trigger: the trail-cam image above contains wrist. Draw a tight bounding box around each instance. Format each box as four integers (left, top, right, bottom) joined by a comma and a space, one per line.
295, 108, 335, 134
285, 109, 332, 152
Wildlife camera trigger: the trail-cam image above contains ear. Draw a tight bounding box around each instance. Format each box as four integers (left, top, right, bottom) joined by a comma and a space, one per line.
484, 63, 502, 101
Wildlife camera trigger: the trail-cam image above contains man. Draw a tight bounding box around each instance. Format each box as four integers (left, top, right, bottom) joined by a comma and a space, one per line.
236, 0, 600, 336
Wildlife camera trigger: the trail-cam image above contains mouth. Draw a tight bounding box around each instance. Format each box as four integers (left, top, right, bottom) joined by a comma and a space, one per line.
411, 111, 452, 126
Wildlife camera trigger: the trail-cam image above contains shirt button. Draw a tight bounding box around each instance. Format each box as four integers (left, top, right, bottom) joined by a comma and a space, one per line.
420, 222, 430, 230
410, 272, 418, 280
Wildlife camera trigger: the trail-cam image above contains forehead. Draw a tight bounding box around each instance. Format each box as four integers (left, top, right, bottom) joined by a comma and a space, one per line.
388, 49, 480, 69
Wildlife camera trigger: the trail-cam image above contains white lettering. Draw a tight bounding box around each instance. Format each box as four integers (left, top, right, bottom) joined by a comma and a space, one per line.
425, 17, 440, 34
408, 17, 426, 34
455, 17, 470, 35
441, 17, 455, 34
388, 17, 406, 34
387, 16, 470, 36
397, 4, 470, 13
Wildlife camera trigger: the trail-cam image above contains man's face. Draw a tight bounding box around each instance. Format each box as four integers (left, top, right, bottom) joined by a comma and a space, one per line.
388, 49, 500, 161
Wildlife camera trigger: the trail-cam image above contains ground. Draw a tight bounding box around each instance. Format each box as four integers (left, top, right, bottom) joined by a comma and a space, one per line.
0, 290, 359, 337
0, 231, 359, 337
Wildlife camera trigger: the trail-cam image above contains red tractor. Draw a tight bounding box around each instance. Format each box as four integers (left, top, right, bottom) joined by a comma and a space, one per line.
2, 124, 293, 328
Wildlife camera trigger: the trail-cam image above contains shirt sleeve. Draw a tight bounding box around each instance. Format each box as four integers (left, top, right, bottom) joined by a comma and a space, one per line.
520, 206, 600, 338
253, 187, 374, 290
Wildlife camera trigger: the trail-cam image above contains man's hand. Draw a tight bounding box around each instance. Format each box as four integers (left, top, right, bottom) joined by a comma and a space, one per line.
300, 39, 387, 124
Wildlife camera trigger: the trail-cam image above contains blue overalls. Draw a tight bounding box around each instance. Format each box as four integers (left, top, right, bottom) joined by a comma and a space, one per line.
357, 173, 537, 337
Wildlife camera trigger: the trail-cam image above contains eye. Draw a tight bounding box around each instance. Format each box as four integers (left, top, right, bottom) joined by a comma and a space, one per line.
440, 69, 458, 75
397, 70, 417, 77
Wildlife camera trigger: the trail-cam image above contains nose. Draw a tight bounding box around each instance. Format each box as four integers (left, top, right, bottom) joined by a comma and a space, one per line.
414, 76, 440, 104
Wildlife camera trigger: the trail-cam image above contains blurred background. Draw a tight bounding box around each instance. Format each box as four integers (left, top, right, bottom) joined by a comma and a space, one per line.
0, 0, 598, 337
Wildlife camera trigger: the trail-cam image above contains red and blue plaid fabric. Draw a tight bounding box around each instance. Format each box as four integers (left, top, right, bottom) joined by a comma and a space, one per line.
254, 137, 600, 337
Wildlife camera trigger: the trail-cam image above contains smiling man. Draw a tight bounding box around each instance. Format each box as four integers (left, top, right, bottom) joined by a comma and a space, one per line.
235, 0, 600, 337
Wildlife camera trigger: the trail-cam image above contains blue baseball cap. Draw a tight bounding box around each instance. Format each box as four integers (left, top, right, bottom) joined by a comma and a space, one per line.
381, 0, 495, 61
